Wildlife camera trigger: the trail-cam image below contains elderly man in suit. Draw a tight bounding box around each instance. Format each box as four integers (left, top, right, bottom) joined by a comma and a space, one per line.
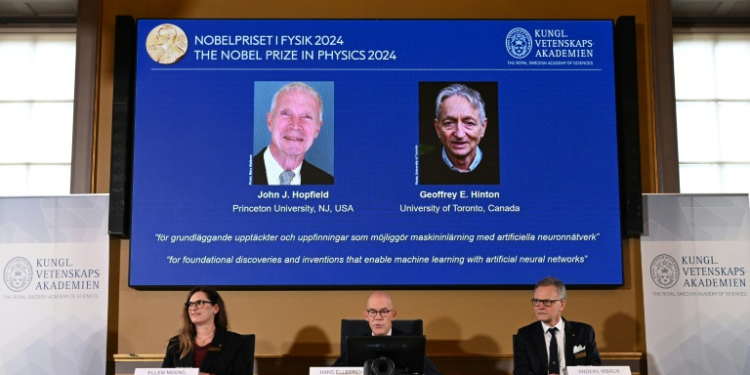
514, 277, 602, 375
334, 291, 442, 375
253, 82, 333, 185
420, 83, 499, 185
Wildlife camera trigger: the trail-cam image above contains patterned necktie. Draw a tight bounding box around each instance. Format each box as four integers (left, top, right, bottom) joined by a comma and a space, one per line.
279, 170, 295, 185
548, 327, 560, 374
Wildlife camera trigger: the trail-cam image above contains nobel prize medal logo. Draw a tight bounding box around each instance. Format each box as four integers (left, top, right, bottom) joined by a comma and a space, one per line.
506, 27, 533, 59
4, 257, 33, 292
146, 23, 189, 65
651, 254, 680, 289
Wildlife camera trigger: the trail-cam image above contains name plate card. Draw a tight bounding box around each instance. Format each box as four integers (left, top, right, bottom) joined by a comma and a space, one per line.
135, 368, 199, 375
567, 366, 632, 375
310, 367, 364, 375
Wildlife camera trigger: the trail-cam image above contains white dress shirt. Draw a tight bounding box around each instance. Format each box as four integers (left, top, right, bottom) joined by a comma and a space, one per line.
263, 147, 302, 185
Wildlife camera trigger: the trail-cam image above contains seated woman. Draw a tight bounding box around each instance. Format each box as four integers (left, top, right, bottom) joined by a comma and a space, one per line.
162, 286, 253, 375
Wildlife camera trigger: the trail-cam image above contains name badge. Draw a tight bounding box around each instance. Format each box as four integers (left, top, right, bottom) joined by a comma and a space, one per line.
209, 345, 222, 352
567, 366, 632, 375
309, 367, 363, 375
575, 351, 586, 359
135, 368, 199, 375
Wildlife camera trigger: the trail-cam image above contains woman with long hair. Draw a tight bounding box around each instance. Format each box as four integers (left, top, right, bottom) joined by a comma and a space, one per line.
162, 286, 252, 375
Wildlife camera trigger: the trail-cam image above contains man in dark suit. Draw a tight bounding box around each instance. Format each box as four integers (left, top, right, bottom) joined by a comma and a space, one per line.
334, 291, 442, 375
253, 82, 333, 185
252, 147, 333, 185
514, 277, 601, 375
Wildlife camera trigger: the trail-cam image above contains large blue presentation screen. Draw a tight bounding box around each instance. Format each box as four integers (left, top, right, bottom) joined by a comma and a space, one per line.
129, 19, 624, 288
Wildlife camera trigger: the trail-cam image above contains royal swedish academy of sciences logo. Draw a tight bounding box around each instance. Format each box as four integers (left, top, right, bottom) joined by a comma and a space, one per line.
506, 27, 533, 59
650, 254, 680, 289
4, 257, 33, 292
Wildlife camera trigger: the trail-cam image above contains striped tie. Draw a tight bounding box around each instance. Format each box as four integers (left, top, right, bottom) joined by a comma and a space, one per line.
279, 170, 295, 185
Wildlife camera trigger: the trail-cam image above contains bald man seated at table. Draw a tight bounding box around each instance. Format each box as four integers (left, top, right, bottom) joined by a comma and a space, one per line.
333, 291, 442, 375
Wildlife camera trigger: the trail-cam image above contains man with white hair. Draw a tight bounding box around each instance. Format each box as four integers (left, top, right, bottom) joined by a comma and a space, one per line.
253, 82, 334, 185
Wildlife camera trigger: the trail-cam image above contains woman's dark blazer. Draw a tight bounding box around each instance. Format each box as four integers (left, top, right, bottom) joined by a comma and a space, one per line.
162, 328, 253, 375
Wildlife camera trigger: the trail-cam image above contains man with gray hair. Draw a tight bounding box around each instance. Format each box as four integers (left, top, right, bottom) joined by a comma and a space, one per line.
253, 82, 334, 185
513, 277, 601, 375
420, 83, 499, 184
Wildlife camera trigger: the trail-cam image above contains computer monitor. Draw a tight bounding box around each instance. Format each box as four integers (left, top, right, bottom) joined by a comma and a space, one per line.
346, 335, 426, 375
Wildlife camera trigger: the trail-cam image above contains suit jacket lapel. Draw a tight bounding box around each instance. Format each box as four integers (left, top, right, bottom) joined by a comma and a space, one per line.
254, 147, 269, 184
200, 328, 226, 372
533, 322, 548, 375
300, 160, 309, 185
564, 318, 575, 366
176, 349, 193, 368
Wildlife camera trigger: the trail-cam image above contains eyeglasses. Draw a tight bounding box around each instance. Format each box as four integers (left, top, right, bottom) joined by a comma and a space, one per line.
185, 300, 212, 309
531, 299, 563, 307
366, 309, 393, 318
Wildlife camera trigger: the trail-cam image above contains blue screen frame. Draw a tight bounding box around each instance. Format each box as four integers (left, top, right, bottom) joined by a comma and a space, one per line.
129, 19, 624, 288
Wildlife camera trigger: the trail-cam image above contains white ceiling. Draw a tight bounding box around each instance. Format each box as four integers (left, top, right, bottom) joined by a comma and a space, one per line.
0, 1, 748, 23
673, 0, 750, 19
0, 0, 77, 20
